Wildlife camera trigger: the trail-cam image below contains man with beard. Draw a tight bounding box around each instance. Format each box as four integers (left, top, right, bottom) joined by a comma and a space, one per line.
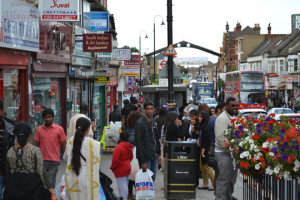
214, 97, 238, 200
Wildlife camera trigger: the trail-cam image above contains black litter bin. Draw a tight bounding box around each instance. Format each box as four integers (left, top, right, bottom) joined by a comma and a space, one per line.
164, 141, 197, 199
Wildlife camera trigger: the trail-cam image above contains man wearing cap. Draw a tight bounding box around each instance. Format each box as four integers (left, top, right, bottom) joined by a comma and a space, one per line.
121, 99, 137, 129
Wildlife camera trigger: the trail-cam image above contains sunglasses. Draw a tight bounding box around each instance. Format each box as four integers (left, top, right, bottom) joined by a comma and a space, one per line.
231, 104, 239, 108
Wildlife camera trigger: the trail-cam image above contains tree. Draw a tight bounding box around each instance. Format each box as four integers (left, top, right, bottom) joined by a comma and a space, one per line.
217, 77, 224, 91
180, 67, 188, 74
121, 46, 139, 53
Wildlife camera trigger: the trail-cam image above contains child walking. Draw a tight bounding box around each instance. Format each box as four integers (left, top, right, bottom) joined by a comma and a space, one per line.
110, 131, 134, 200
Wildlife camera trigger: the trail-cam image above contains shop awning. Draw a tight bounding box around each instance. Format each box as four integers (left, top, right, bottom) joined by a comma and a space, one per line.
270, 83, 286, 90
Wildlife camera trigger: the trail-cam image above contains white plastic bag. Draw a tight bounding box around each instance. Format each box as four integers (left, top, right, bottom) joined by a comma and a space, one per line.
135, 169, 155, 199
129, 147, 140, 181
54, 175, 66, 200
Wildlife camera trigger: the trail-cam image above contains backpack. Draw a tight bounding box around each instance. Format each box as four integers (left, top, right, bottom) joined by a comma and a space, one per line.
0, 116, 15, 162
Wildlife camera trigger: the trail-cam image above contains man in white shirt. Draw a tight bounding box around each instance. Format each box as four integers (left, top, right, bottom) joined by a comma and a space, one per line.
68, 103, 93, 138
214, 97, 238, 200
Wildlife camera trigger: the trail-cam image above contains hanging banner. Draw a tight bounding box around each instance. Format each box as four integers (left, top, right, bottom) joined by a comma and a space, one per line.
0, 0, 39, 52
83, 33, 112, 52
123, 55, 141, 76
40, 0, 79, 21
83, 12, 109, 32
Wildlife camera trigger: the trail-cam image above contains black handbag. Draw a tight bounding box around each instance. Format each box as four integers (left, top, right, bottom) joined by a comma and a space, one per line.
207, 155, 218, 170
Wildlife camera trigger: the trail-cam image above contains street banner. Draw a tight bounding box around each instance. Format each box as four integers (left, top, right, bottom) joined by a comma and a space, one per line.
40, 0, 79, 21
0, 0, 39, 52
97, 52, 112, 61
83, 33, 112, 52
112, 49, 132, 61
83, 12, 109, 32
123, 55, 141, 76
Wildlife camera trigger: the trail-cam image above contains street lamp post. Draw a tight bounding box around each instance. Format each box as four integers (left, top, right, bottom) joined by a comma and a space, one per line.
167, 0, 175, 109
139, 31, 148, 89
153, 15, 165, 81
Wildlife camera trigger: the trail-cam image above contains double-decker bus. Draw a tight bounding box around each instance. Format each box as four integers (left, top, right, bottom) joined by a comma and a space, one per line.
194, 82, 214, 102
224, 70, 265, 110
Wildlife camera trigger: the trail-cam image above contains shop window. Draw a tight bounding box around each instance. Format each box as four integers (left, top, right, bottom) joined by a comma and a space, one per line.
294, 59, 298, 72
71, 80, 88, 116
3, 69, 20, 121
32, 78, 62, 127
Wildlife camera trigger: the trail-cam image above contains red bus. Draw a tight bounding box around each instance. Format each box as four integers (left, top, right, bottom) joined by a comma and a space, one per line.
224, 70, 266, 110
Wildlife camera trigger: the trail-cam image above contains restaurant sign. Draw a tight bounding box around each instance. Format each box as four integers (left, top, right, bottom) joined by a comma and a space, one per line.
83, 34, 112, 52
40, 0, 79, 21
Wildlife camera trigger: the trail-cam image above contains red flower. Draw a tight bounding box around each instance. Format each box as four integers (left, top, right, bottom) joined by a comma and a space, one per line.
287, 156, 292, 164
259, 157, 264, 162
252, 135, 260, 140
275, 176, 281, 180
240, 162, 244, 167
244, 162, 250, 170
269, 113, 275, 117
251, 158, 257, 163
261, 162, 266, 169
231, 118, 237, 124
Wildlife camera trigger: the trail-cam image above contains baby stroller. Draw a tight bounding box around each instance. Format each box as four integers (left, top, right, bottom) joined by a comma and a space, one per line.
100, 171, 121, 200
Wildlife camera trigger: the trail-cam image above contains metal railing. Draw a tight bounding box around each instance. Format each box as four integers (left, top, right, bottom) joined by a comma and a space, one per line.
243, 174, 299, 200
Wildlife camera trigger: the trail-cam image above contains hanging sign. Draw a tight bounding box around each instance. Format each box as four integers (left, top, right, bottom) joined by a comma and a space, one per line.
164, 44, 177, 56
40, 0, 79, 21
83, 33, 112, 52
83, 12, 109, 32
95, 76, 110, 83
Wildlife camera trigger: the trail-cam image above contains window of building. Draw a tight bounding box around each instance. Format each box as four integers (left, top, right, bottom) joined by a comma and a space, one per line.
295, 59, 298, 71
279, 60, 284, 72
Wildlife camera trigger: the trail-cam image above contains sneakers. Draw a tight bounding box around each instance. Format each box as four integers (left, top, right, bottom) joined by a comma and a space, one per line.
159, 168, 163, 172
128, 194, 136, 200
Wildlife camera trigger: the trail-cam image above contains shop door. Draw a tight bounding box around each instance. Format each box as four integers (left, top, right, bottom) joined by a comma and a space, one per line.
99, 86, 106, 133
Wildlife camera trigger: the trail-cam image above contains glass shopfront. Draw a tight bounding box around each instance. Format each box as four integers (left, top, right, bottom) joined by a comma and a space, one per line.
70, 80, 88, 116
32, 77, 62, 127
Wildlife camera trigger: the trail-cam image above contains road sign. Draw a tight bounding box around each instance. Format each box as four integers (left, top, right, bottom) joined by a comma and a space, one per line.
159, 60, 166, 70
164, 44, 177, 56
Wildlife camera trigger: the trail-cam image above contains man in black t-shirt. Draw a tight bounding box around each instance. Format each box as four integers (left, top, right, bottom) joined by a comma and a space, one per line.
121, 99, 137, 128
109, 105, 122, 123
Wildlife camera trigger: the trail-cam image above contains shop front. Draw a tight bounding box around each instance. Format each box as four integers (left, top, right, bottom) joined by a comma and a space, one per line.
32, 21, 72, 131
106, 68, 118, 112
69, 25, 95, 118
0, 0, 39, 122
0, 49, 29, 122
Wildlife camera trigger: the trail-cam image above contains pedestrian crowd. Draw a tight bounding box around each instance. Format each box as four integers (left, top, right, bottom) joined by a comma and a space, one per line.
0, 93, 240, 200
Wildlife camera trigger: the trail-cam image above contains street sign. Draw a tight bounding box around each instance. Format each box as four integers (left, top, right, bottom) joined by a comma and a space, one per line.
164, 44, 177, 56
95, 76, 110, 83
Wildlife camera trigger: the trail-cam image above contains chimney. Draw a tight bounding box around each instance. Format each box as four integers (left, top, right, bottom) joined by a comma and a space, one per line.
253, 24, 261, 34
234, 22, 242, 32
268, 23, 272, 40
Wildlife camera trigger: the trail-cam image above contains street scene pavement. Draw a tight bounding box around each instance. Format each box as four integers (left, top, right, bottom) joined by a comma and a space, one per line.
56, 151, 243, 200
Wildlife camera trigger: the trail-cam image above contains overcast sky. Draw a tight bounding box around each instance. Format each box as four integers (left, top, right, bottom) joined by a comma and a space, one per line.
108, 0, 300, 63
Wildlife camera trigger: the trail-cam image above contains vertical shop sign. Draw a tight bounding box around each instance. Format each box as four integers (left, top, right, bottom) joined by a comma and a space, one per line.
40, 0, 79, 21
0, 0, 39, 52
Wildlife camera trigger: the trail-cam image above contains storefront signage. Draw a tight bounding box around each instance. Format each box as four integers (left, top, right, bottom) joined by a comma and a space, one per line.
83, 12, 109, 32
40, 0, 79, 21
107, 78, 118, 86
38, 22, 72, 62
83, 33, 112, 52
280, 75, 299, 83
97, 52, 111, 61
95, 76, 110, 83
112, 49, 132, 61
0, 0, 39, 52
106, 68, 117, 77
123, 55, 141, 76
72, 26, 94, 66
268, 73, 277, 77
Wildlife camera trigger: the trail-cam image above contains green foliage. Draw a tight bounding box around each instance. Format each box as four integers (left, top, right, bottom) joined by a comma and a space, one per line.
121, 46, 139, 53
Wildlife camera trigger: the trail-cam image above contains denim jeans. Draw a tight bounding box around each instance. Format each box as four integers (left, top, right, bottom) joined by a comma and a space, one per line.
145, 158, 158, 182
44, 161, 60, 188
0, 175, 3, 199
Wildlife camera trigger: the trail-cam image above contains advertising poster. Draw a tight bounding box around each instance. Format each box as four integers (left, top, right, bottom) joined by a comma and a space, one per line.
123, 55, 141, 76
0, 0, 39, 52
40, 0, 79, 21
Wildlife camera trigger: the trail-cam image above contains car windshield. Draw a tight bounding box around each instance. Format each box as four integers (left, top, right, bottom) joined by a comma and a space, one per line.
240, 92, 264, 104
242, 112, 267, 118
203, 98, 216, 104
274, 109, 294, 114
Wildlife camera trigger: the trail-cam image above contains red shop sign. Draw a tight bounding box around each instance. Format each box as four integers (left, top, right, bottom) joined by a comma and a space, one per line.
83, 34, 112, 52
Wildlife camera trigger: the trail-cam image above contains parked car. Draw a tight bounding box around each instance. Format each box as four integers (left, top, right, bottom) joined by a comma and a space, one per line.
199, 97, 217, 108
274, 113, 300, 122
238, 109, 267, 118
267, 108, 295, 117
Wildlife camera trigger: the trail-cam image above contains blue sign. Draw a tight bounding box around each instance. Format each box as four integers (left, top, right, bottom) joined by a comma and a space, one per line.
83, 12, 109, 32
128, 77, 134, 86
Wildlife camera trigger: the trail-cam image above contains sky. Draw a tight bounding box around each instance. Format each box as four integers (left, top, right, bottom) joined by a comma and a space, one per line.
108, 0, 300, 63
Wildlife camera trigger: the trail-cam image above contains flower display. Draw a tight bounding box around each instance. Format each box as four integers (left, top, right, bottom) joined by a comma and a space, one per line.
225, 114, 300, 180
